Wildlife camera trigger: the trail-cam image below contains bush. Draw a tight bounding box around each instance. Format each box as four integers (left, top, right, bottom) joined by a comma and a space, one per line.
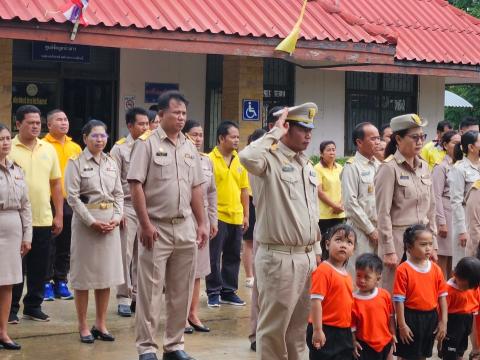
309, 155, 349, 166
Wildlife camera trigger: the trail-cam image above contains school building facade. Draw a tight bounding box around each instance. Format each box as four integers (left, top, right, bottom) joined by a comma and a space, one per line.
0, 0, 479, 156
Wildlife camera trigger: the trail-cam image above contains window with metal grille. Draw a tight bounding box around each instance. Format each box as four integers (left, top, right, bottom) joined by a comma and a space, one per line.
345, 72, 418, 154
204, 54, 223, 151
263, 58, 295, 126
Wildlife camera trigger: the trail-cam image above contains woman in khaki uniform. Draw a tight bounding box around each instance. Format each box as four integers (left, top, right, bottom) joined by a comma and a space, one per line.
432, 130, 460, 278
0, 125, 31, 350
375, 114, 437, 291
182, 120, 218, 333
65, 120, 124, 344
448, 130, 480, 265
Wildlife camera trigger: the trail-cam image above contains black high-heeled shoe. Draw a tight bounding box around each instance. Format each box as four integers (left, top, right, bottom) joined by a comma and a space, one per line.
79, 333, 94, 344
188, 318, 210, 332
91, 326, 115, 341
0, 340, 21, 350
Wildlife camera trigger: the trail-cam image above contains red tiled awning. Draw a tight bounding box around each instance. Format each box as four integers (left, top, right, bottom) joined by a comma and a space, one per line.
0, 0, 480, 67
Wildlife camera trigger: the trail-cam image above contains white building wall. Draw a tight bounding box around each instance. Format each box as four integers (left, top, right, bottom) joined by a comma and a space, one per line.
118, 49, 207, 137
295, 68, 346, 157
418, 75, 445, 139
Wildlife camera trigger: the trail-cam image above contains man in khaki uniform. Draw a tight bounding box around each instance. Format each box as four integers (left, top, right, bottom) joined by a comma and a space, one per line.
375, 114, 438, 291
341, 122, 380, 275
128, 91, 208, 360
239, 103, 321, 360
110, 107, 150, 317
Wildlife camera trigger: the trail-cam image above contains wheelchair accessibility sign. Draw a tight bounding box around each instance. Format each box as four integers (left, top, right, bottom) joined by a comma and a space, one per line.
242, 99, 260, 121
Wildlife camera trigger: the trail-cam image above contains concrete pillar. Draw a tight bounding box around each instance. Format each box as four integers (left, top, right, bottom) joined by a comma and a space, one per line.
0, 39, 12, 129
222, 56, 263, 148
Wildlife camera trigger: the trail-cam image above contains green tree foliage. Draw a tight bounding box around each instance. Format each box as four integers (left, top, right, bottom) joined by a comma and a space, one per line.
444, 1, 480, 127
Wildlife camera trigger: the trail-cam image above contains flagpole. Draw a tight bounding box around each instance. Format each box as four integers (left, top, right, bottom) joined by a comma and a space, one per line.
70, 18, 80, 41
275, 0, 308, 55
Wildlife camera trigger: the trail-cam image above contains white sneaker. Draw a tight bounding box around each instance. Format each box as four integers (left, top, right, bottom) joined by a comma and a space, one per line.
245, 277, 254, 288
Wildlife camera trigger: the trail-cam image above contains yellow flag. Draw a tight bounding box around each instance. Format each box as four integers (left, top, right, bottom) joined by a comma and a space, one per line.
275, 0, 308, 55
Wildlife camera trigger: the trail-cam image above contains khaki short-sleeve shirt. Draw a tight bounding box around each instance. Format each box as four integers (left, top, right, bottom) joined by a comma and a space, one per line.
127, 127, 204, 222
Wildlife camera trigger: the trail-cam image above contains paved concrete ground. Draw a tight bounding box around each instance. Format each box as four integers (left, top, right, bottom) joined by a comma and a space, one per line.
1, 271, 456, 360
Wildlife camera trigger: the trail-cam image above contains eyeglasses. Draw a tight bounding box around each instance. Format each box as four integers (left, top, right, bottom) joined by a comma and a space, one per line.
90, 133, 108, 140
406, 134, 427, 143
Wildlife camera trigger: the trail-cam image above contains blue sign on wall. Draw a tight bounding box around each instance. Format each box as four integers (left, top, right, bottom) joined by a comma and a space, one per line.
32, 42, 90, 63
145, 83, 179, 103
242, 99, 260, 121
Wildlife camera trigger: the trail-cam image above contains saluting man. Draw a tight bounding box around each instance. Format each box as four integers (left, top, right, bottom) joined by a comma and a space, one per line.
341, 122, 381, 275
239, 103, 322, 360
128, 91, 208, 360
110, 107, 150, 317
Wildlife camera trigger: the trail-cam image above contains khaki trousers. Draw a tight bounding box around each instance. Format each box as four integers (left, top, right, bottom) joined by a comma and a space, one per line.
255, 245, 316, 360
379, 227, 406, 293
249, 238, 259, 344
346, 221, 377, 279
135, 217, 197, 355
117, 203, 139, 304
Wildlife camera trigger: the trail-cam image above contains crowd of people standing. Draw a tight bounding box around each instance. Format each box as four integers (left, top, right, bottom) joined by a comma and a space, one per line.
2, 91, 480, 360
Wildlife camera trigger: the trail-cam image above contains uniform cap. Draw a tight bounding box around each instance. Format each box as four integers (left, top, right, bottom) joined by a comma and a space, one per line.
390, 114, 428, 132
274, 102, 317, 129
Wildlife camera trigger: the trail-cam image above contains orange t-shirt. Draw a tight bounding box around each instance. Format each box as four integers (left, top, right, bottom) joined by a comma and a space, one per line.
352, 288, 394, 352
446, 279, 479, 314
310, 261, 353, 328
393, 260, 447, 311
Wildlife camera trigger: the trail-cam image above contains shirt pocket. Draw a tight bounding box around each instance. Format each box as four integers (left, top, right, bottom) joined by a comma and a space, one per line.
397, 177, 413, 199
184, 155, 196, 183
104, 168, 118, 193
80, 170, 95, 189
152, 155, 174, 180
280, 171, 300, 200
420, 176, 432, 200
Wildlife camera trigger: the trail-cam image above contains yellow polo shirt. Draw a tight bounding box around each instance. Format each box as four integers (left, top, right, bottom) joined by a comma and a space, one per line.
209, 147, 249, 225
314, 161, 345, 220
9, 136, 62, 227
43, 133, 82, 197
420, 141, 446, 171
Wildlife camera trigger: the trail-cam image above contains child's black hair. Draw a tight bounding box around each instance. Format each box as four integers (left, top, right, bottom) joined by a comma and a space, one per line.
401, 224, 429, 262
454, 257, 480, 289
320, 223, 356, 261
355, 253, 383, 274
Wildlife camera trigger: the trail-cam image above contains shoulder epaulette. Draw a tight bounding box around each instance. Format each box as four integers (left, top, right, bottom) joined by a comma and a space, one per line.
473, 180, 480, 190
199, 152, 208, 157
115, 137, 127, 145
69, 154, 80, 161
384, 155, 394, 163
346, 157, 354, 164
138, 130, 152, 141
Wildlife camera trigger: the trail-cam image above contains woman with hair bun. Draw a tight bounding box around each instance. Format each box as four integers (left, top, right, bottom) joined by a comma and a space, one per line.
448, 130, 480, 266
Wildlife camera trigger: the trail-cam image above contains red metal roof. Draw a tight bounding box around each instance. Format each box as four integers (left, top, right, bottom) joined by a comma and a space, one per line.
0, 0, 479, 65
337, 0, 480, 65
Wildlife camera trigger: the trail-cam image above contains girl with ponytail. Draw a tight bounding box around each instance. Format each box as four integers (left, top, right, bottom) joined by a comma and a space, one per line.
448, 130, 480, 267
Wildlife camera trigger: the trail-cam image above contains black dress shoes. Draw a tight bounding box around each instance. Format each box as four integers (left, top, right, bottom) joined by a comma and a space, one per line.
184, 326, 194, 334
91, 326, 115, 341
188, 319, 210, 333
79, 333, 94, 344
0, 340, 21, 350
162, 350, 196, 360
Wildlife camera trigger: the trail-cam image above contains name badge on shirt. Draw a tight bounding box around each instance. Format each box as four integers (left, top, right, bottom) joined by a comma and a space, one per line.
156, 151, 168, 157
361, 170, 370, 176
282, 165, 294, 172
107, 167, 116, 172
83, 167, 93, 172
368, 184, 374, 193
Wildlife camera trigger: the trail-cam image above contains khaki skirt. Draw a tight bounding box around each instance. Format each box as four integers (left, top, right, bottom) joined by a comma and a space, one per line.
70, 208, 124, 290
0, 210, 23, 286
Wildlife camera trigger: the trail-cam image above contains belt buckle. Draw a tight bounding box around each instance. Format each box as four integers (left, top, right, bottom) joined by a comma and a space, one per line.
305, 245, 312, 253
99, 202, 107, 210
171, 217, 182, 225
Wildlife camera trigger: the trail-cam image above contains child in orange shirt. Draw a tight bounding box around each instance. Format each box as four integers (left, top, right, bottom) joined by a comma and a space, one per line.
393, 224, 448, 360
439, 257, 480, 360
352, 253, 396, 360
307, 223, 356, 360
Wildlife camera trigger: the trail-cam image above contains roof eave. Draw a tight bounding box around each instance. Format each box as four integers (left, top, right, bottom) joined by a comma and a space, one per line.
0, 20, 395, 65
